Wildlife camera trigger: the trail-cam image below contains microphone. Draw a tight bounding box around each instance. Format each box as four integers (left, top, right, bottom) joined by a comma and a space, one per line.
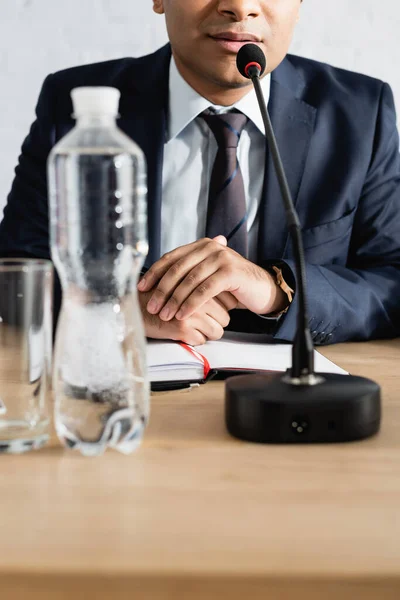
224, 44, 381, 444
236, 43, 266, 78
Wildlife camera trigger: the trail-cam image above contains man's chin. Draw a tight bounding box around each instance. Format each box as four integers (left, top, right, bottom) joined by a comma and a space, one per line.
207, 70, 253, 91
217, 78, 251, 90
205, 56, 255, 90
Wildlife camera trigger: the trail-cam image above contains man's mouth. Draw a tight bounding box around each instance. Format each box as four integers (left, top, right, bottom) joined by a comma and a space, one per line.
209, 32, 262, 53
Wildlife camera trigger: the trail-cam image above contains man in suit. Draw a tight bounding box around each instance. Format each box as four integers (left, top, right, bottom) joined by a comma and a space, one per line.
0, 0, 399, 346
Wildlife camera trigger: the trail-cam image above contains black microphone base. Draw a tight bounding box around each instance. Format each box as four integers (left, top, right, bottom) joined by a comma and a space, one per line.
225, 372, 381, 444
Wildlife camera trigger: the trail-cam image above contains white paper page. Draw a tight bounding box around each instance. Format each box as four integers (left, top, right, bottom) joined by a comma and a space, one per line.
197, 332, 347, 375
146, 332, 347, 381
146, 340, 205, 381
147, 340, 200, 369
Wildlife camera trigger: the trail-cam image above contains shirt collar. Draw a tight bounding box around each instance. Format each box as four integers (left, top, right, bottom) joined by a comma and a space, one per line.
167, 56, 270, 141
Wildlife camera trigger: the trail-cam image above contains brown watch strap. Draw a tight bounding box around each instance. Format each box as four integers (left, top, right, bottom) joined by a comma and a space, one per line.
271, 265, 294, 305
262, 265, 295, 317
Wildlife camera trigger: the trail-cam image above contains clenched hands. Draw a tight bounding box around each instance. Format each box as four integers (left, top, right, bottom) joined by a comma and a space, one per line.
138, 236, 286, 344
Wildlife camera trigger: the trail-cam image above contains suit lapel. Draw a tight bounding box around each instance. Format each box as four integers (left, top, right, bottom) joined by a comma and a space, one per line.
118, 103, 166, 269
117, 45, 171, 268
258, 56, 317, 261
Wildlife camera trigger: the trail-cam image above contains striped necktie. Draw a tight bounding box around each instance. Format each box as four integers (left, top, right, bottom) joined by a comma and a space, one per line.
201, 110, 249, 257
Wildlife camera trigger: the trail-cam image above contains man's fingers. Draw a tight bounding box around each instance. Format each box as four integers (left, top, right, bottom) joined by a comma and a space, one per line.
185, 313, 225, 343
168, 312, 224, 346
138, 238, 215, 292
172, 327, 207, 346
150, 251, 216, 313
157, 255, 227, 320
138, 237, 229, 294
215, 291, 238, 311
175, 272, 231, 320
138, 248, 185, 292
146, 256, 212, 316
212, 235, 228, 246
140, 288, 226, 345
147, 242, 228, 316
199, 314, 225, 341
204, 298, 231, 329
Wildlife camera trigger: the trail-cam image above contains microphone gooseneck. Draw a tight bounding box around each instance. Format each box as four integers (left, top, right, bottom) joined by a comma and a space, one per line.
236, 44, 313, 381
223, 44, 381, 444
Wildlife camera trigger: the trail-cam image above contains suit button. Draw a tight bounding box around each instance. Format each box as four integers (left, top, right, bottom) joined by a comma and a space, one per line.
314, 332, 326, 345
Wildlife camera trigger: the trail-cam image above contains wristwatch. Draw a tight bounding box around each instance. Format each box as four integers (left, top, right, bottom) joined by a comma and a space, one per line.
265, 265, 295, 316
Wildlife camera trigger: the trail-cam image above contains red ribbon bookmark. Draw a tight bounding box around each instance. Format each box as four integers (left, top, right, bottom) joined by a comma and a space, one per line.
179, 342, 211, 380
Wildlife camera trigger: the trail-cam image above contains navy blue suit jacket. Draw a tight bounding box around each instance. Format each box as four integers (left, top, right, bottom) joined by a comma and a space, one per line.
1, 44, 400, 344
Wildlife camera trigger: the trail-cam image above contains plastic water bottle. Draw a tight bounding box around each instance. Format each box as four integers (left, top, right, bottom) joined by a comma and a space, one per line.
47, 87, 149, 456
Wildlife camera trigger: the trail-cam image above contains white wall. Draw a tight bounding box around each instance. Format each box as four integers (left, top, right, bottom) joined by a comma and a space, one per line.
0, 0, 399, 211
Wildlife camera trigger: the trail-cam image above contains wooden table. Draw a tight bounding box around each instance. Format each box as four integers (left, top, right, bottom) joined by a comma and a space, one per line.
1, 339, 400, 599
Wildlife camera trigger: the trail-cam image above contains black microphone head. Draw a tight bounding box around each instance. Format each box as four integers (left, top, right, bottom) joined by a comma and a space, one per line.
236, 43, 266, 79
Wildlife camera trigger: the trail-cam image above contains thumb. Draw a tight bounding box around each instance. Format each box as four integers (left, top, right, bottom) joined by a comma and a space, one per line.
213, 235, 228, 246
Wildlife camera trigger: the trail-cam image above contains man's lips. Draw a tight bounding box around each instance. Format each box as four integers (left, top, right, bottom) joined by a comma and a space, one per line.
209, 32, 262, 53
211, 32, 262, 43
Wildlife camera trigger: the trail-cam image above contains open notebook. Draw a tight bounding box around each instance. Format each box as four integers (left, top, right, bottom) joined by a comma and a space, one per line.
147, 332, 347, 390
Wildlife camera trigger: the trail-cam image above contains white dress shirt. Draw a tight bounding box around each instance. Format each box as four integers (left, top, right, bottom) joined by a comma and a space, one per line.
161, 58, 270, 262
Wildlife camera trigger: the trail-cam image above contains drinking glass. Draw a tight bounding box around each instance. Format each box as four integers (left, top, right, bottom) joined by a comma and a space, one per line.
0, 259, 53, 453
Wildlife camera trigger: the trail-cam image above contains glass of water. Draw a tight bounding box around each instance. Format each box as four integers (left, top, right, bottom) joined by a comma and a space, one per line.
0, 259, 53, 453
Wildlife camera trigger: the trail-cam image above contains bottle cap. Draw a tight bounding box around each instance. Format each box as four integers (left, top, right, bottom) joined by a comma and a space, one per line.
71, 87, 121, 118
